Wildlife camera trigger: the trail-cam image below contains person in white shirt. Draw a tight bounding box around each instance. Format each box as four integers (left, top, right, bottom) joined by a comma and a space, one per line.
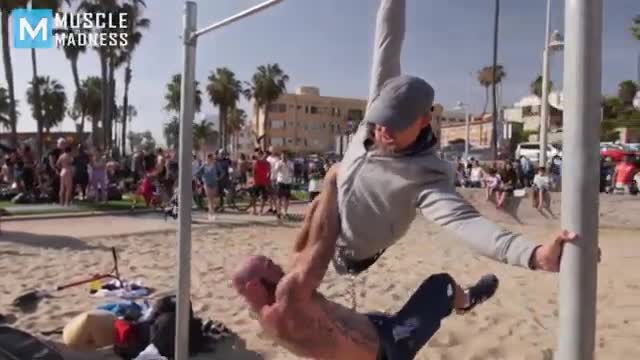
307, 161, 324, 202
532, 166, 551, 210
266, 149, 280, 214
273, 152, 294, 218
468, 160, 485, 188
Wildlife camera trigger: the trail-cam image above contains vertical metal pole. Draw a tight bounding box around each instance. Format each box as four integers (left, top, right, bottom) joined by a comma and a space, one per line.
465, 109, 470, 160
175, 2, 197, 359
490, 0, 500, 160
557, 0, 602, 358
540, 0, 552, 167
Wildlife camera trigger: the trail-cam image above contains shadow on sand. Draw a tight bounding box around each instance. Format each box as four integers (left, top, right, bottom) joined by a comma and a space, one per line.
208, 333, 264, 360
0, 231, 112, 251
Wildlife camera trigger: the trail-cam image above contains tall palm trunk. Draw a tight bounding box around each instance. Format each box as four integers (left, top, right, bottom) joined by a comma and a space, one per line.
80, 109, 86, 139
219, 105, 227, 150
31, 49, 44, 156
99, 49, 109, 149
107, 56, 116, 151
491, 0, 500, 160
2, 12, 18, 148
70, 57, 81, 95
121, 63, 131, 157
263, 102, 271, 149
482, 87, 489, 114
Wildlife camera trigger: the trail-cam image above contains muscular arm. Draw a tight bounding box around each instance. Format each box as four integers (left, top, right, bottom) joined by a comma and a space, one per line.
368, 0, 405, 107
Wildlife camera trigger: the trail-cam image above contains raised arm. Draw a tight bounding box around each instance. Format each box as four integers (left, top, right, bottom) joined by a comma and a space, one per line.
418, 182, 538, 269
367, 0, 405, 107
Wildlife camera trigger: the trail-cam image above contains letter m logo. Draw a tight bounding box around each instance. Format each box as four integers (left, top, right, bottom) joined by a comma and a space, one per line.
11, 9, 53, 49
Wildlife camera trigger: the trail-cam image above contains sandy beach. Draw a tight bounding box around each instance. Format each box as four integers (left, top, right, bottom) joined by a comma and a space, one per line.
1, 191, 639, 359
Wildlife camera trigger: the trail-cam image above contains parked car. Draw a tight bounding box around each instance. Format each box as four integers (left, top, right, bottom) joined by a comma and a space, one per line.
600, 144, 634, 162
515, 142, 562, 162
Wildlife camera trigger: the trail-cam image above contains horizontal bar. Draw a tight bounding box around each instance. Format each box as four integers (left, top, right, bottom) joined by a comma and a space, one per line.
192, 0, 285, 39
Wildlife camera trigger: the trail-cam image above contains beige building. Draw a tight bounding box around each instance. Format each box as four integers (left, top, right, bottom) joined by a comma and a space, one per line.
251, 86, 367, 153
503, 94, 563, 131
439, 115, 495, 149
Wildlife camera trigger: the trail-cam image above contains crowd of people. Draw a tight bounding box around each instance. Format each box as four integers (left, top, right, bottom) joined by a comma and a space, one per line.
452, 155, 562, 211
189, 147, 333, 221
452, 151, 639, 212
0, 139, 121, 206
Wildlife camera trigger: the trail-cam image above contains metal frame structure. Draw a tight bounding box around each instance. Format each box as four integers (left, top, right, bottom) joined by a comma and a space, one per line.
174, 1, 601, 359
557, 0, 601, 359
175, 1, 285, 359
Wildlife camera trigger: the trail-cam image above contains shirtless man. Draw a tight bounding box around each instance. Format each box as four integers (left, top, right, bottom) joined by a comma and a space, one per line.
234, 0, 579, 358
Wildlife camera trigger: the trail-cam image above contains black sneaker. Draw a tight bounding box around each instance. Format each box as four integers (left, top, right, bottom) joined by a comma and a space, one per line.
460, 274, 499, 313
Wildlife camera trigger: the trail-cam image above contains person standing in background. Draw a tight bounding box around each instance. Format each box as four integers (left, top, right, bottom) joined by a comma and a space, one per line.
266, 149, 280, 214
195, 153, 219, 222
215, 150, 232, 211
236, 153, 250, 187
273, 152, 294, 219
91, 147, 108, 203
74, 144, 91, 200
307, 161, 325, 202
251, 150, 271, 216
20, 145, 35, 194
47, 138, 66, 203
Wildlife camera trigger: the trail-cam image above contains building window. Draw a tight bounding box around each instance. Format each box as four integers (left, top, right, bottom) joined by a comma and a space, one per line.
304, 139, 308, 147
271, 120, 285, 129
348, 109, 364, 121
310, 106, 319, 114
269, 103, 287, 113
305, 106, 309, 114
287, 138, 293, 144
271, 137, 285, 146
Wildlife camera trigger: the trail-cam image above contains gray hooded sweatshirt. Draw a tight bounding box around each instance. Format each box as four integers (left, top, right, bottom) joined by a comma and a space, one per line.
333, 0, 537, 274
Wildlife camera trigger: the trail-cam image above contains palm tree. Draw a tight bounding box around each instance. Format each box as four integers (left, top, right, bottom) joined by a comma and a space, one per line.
0, 84, 11, 131
530, 75, 553, 98
27, 76, 68, 144
244, 63, 289, 149
477, 65, 506, 115
192, 119, 217, 157
119, 1, 150, 157
164, 73, 202, 114
618, 80, 639, 107
226, 108, 247, 154
0, 0, 27, 147
163, 116, 180, 149
206, 67, 243, 150
28, 0, 70, 155
78, 76, 103, 146
58, 13, 87, 98
632, 15, 640, 40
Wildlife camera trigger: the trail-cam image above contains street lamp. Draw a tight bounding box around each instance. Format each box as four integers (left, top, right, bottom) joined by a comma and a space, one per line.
175, 1, 285, 359
539, 0, 565, 167
454, 101, 470, 160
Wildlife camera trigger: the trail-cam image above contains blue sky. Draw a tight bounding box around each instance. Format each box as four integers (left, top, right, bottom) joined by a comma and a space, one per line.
6, 0, 640, 144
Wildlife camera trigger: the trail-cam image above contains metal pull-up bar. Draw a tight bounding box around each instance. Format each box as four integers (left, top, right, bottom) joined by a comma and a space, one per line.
175, 1, 286, 360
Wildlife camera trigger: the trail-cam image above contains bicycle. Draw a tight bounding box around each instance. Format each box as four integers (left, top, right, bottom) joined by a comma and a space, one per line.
215, 180, 253, 213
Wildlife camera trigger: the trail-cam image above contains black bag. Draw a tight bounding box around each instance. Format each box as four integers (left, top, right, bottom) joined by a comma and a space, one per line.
149, 295, 205, 358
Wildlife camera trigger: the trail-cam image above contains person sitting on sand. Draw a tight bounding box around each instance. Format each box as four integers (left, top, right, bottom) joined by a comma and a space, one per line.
497, 162, 517, 208
532, 167, 551, 210
234, 2, 580, 359
484, 166, 502, 205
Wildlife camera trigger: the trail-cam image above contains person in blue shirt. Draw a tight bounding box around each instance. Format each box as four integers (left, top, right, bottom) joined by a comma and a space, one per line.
195, 153, 219, 221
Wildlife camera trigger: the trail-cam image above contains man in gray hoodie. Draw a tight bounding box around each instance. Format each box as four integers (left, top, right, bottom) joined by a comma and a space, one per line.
234, 0, 577, 358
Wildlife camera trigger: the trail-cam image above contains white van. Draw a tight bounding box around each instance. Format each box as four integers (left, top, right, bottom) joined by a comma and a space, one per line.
515, 142, 562, 162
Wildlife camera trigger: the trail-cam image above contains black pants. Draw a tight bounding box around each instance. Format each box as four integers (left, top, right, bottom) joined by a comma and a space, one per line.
367, 273, 455, 360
